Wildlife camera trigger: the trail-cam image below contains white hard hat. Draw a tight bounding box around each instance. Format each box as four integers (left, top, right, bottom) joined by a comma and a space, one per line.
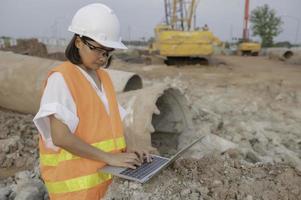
68, 3, 127, 49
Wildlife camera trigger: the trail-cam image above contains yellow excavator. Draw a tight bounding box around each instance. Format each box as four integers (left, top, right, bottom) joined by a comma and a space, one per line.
238, 0, 261, 56
149, 0, 221, 65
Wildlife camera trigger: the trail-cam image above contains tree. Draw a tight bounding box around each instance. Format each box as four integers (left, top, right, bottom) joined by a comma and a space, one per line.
250, 4, 283, 47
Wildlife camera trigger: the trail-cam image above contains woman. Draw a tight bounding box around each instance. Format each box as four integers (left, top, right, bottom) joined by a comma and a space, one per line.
33, 3, 150, 200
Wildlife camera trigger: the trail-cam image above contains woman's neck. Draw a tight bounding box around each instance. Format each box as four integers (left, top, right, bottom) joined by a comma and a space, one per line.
78, 64, 92, 73
78, 64, 102, 91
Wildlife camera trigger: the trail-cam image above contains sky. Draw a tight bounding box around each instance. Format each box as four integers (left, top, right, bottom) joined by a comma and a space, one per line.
0, 0, 300, 43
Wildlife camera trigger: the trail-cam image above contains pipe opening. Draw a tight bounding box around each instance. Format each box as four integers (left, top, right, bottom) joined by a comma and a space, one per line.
123, 75, 143, 91
283, 51, 294, 59
151, 88, 191, 156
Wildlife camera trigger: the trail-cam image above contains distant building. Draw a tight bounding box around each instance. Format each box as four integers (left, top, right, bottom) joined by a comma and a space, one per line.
0, 39, 4, 48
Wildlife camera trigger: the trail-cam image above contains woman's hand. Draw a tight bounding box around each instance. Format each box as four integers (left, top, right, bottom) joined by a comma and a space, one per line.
104, 152, 142, 169
49, 115, 142, 169
126, 148, 153, 163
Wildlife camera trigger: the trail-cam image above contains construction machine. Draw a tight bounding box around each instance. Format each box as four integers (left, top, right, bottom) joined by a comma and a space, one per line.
238, 0, 261, 56
149, 0, 221, 65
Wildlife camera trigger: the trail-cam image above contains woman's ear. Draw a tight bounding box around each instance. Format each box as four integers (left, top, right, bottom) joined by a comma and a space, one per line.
75, 36, 83, 49
105, 55, 113, 68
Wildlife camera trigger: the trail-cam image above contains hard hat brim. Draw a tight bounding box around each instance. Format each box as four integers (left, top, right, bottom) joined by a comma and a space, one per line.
96, 39, 128, 50
68, 29, 128, 50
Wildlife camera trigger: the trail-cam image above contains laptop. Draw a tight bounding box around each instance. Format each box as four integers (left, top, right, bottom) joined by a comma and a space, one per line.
100, 135, 205, 183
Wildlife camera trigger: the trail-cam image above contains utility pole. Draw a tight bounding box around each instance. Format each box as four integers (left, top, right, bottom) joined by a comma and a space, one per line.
230, 24, 233, 42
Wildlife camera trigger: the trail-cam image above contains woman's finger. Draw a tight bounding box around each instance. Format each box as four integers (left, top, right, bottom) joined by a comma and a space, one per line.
138, 150, 150, 162
124, 163, 136, 169
126, 157, 141, 166
135, 151, 144, 163
124, 153, 139, 162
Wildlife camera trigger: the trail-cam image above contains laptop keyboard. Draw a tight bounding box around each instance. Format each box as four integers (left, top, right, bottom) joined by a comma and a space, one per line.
120, 156, 169, 180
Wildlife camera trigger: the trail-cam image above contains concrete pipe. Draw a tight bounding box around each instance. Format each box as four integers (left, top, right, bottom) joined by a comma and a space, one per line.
118, 83, 194, 156
285, 52, 301, 65
106, 70, 142, 92
267, 48, 294, 61
0, 51, 142, 114
285, 48, 301, 65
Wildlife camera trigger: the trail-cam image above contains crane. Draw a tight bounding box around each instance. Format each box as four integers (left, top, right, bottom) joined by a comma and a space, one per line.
149, 0, 221, 66
238, 0, 261, 56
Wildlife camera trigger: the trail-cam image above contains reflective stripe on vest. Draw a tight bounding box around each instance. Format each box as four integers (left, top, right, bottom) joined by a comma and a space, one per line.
40, 136, 126, 166
45, 172, 112, 194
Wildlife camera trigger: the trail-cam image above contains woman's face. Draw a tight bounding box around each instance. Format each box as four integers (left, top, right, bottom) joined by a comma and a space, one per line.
75, 36, 114, 70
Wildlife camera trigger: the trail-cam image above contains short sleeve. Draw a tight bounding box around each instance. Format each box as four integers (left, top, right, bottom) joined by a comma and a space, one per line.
33, 72, 79, 151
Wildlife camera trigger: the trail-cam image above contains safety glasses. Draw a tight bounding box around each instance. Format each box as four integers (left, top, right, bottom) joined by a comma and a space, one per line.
80, 37, 114, 68
80, 37, 114, 57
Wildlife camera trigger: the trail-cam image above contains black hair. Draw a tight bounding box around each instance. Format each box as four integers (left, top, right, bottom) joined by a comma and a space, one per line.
65, 34, 81, 65
65, 34, 95, 65
65, 34, 112, 68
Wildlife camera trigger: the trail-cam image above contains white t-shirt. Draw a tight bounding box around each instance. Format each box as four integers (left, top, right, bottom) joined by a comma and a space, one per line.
33, 66, 127, 151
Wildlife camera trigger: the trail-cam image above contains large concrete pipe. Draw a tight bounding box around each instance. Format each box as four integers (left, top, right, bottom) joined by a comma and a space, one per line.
0, 51, 142, 114
106, 69, 142, 92
285, 52, 301, 65
286, 48, 301, 65
267, 48, 294, 61
118, 83, 194, 155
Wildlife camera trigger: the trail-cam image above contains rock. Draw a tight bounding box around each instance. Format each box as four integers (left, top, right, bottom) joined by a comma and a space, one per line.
199, 186, 209, 195
190, 192, 200, 200
245, 151, 261, 163
25, 156, 35, 167
15, 171, 31, 183
32, 165, 41, 178
0, 136, 20, 153
1, 156, 14, 168
15, 156, 28, 168
129, 182, 139, 190
225, 148, 241, 159
262, 190, 278, 200
212, 180, 223, 187
246, 195, 253, 200
43, 192, 49, 200
188, 134, 238, 159
0, 186, 11, 200
180, 188, 191, 197
0, 153, 5, 165
14, 180, 47, 200
14, 187, 41, 200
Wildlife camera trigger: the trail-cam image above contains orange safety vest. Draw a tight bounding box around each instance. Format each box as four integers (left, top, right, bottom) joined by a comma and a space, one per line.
39, 61, 126, 200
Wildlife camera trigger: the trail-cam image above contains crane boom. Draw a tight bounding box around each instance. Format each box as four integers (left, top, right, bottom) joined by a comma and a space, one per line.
238, 0, 261, 56
243, 0, 250, 41
164, 0, 199, 31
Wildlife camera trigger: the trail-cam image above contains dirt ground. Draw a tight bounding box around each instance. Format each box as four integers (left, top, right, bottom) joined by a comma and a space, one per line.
105, 153, 301, 200
0, 55, 301, 199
